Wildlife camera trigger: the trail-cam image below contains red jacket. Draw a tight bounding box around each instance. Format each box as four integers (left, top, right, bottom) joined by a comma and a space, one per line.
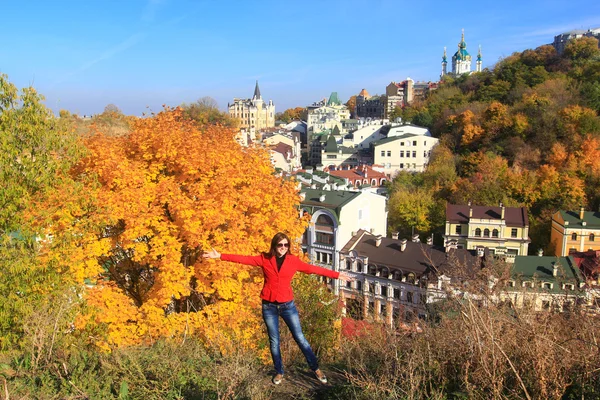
220, 253, 340, 303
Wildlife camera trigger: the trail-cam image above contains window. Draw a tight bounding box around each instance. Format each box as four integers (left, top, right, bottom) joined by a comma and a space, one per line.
571, 233, 577, 241
393, 288, 400, 299
357, 262, 363, 273
484, 228, 490, 237
368, 264, 377, 276
400, 141, 404, 146
400, 163, 404, 168
381, 150, 385, 156
381, 286, 388, 297
380, 303, 387, 317
424, 141, 427, 146
542, 300, 550, 310
419, 294, 427, 304
387, 151, 391, 157
475, 228, 482, 237
590, 234, 595, 242
400, 151, 404, 157
316, 232, 334, 245
424, 151, 427, 157
368, 282, 375, 294
406, 292, 413, 303
492, 229, 499, 238
542, 282, 552, 289
326, 155, 336, 159
511, 228, 518, 238
345, 280, 352, 288
345, 260, 352, 270
368, 301, 375, 315
356, 281, 362, 291
407, 273, 416, 284
412, 151, 416, 157
455, 225, 462, 235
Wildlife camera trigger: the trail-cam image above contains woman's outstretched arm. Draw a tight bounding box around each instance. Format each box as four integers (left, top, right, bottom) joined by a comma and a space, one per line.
202, 248, 263, 266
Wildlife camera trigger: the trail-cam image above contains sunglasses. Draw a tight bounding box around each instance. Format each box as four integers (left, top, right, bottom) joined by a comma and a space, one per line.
277, 242, 290, 248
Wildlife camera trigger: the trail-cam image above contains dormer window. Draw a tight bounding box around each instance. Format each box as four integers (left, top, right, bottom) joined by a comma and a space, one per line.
542, 282, 552, 289
475, 228, 482, 237
572, 233, 577, 241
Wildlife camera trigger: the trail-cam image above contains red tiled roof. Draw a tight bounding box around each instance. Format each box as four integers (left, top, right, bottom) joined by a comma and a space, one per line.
446, 203, 529, 227
329, 165, 386, 186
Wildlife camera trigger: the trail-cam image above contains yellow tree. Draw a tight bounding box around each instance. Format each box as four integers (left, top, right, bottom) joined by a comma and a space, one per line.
34, 107, 308, 350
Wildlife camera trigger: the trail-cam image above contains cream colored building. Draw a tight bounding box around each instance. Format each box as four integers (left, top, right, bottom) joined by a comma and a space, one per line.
307, 92, 351, 139
550, 209, 600, 256
372, 132, 438, 175
228, 81, 275, 136
444, 203, 530, 257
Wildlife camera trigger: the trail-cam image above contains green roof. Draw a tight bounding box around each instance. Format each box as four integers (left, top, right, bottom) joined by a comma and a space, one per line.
559, 210, 600, 228
325, 135, 338, 152
332, 125, 341, 135
300, 188, 361, 222
328, 92, 342, 106
510, 255, 584, 293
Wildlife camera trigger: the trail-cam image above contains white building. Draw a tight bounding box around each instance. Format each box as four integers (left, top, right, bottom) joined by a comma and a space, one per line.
300, 188, 387, 276
372, 131, 438, 175
307, 92, 351, 148
263, 131, 302, 173
441, 30, 482, 77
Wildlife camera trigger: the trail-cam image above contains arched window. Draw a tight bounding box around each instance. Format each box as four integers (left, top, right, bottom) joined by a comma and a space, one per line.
345, 259, 353, 270
492, 229, 499, 238
368, 264, 378, 276
590, 234, 595, 242
315, 213, 335, 245
407, 273, 416, 284
484, 229, 490, 237
371, 179, 377, 186
380, 266, 390, 279
393, 270, 403, 281
316, 214, 334, 227
572, 233, 577, 241
357, 262, 363, 273
475, 228, 482, 237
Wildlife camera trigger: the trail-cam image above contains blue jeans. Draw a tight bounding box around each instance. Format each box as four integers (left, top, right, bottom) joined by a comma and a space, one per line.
262, 300, 319, 375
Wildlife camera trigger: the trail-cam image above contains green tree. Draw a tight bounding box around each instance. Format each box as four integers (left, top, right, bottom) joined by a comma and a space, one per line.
0, 74, 84, 348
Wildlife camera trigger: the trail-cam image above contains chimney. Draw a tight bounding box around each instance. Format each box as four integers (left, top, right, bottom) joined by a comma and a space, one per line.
469, 206, 473, 218
476, 246, 484, 257
299, 192, 306, 201
500, 202, 505, 220
375, 235, 383, 247
412, 233, 420, 243
400, 239, 407, 252
351, 231, 357, 237
319, 193, 326, 202
580, 206, 585, 220
552, 262, 558, 277
426, 235, 433, 245
537, 248, 543, 257
392, 232, 399, 240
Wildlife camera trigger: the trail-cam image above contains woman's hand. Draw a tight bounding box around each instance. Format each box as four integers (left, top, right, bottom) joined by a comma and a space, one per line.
337, 271, 355, 282
202, 248, 221, 259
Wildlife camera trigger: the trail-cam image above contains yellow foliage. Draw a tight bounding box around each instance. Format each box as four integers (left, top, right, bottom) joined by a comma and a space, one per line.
34, 107, 308, 350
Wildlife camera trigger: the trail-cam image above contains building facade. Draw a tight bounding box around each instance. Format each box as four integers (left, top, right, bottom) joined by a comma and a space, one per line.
551, 209, 600, 256
355, 89, 385, 119
444, 203, 530, 257
227, 81, 275, 135
552, 28, 600, 54
372, 131, 438, 175
300, 189, 387, 279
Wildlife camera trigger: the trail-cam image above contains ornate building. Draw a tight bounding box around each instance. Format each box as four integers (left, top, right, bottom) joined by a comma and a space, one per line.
227, 81, 275, 136
441, 30, 481, 77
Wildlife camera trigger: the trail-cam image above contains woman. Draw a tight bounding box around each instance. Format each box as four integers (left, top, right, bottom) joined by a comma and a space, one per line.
203, 232, 353, 385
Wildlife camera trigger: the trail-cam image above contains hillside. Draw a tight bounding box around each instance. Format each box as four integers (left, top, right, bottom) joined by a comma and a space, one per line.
387, 37, 600, 251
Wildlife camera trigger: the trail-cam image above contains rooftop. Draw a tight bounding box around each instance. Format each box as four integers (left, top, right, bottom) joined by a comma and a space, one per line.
446, 203, 529, 227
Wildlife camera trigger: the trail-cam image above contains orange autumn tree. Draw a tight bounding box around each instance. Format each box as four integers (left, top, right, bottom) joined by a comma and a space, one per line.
53, 107, 307, 349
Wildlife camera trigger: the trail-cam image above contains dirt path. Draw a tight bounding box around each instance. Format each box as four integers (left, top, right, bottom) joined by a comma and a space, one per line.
265, 366, 354, 400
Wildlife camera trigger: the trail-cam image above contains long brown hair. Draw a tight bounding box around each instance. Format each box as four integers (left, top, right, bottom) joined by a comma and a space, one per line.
265, 232, 292, 258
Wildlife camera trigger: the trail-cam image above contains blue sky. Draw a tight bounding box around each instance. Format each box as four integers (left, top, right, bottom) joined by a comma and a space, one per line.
1, 0, 599, 116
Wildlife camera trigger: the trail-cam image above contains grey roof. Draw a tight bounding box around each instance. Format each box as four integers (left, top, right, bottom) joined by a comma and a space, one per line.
253, 80, 261, 99
342, 230, 481, 278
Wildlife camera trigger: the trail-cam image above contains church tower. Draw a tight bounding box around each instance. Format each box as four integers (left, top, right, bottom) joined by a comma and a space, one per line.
452, 29, 472, 76
441, 47, 448, 77
476, 45, 482, 72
